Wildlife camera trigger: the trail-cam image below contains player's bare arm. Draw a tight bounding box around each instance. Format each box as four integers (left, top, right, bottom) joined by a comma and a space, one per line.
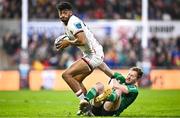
69, 31, 87, 46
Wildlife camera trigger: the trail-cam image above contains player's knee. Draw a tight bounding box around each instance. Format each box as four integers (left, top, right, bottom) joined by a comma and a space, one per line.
62, 71, 72, 80
103, 101, 114, 111
93, 82, 104, 93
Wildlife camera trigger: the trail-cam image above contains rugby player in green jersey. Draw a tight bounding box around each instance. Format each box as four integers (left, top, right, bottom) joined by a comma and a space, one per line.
78, 67, 143, 116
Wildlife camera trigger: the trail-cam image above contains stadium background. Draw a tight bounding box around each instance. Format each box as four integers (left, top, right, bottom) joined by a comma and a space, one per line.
0, 0, 180, 117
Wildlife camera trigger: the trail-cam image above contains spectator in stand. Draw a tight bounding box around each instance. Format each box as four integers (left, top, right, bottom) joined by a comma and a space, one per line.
171, 37, 180, 67
2, 32, 21, 66
28, 0, 142, 20
149, 0, 180, 20
0, 0, 21, 19
149, 36, 179, 68
0, 0, 179, 20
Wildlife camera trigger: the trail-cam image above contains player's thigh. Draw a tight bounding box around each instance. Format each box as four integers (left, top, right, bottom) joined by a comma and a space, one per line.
93, 82, 104, 94
73, 70, 92, 83
63, 59, 92, 77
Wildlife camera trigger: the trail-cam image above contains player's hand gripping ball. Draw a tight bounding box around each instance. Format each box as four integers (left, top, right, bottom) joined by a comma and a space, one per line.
54, 34, 70, 51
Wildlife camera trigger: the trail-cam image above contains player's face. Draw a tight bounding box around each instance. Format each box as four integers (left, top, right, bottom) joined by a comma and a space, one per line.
125, 70, 138, 84
58, 9, 72, 23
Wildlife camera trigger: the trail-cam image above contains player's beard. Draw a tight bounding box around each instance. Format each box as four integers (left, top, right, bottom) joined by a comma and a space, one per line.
60, 16, 70, 25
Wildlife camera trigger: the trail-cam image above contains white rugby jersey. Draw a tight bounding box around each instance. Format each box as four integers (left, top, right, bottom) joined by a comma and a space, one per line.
64, 15, 103, 56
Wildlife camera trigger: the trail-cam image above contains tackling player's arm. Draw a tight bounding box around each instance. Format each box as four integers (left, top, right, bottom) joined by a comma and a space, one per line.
110, 79, 129, 94
109, 72, 125, 84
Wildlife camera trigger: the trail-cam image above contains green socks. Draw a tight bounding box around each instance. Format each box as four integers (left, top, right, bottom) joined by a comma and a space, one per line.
85, 88, 97, 101
85, 88, 117, 102
107, 90, 117, 102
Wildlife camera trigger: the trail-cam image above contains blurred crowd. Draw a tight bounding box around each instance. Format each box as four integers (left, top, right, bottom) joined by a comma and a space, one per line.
149, 0, 180, 20
1, 32, 180, 70
0, 0, 21, 19
148, 36, 180, 68
29, 0, 142, 20
0, 0, 180, 20
28, 0, 180, 20
29, 0, 180, 20
0, 0, 180, 70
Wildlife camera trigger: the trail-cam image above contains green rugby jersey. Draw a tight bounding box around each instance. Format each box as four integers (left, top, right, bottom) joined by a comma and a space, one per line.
113, 72, 138, 116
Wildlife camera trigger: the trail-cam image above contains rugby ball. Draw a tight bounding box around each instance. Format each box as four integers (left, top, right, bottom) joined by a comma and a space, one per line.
54, 34, 69, 45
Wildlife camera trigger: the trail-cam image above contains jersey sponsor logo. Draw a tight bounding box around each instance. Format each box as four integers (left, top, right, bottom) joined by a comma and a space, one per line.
74, 23, 82, 29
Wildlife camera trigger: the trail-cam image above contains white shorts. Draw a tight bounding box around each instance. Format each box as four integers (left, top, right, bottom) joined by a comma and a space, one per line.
82, 53, 104, 70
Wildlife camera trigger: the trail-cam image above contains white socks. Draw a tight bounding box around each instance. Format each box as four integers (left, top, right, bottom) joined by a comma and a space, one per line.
76, 89, 85, 100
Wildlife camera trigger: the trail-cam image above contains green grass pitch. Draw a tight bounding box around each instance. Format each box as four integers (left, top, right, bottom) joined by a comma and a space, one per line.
0, 89, 180, 117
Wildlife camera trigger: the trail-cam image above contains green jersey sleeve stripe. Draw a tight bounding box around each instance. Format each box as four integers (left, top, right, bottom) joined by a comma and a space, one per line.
126, 85, 138, 93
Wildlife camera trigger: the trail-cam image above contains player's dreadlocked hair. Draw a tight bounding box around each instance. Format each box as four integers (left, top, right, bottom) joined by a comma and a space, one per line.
56, 2, 72, 11
130, 67, 143, 79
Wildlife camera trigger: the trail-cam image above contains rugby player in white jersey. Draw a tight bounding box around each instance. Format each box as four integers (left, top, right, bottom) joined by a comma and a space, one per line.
55, 2, 116, 112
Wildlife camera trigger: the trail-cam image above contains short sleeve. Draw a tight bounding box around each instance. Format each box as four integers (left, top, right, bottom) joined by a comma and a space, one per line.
67, 17, 83, 35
